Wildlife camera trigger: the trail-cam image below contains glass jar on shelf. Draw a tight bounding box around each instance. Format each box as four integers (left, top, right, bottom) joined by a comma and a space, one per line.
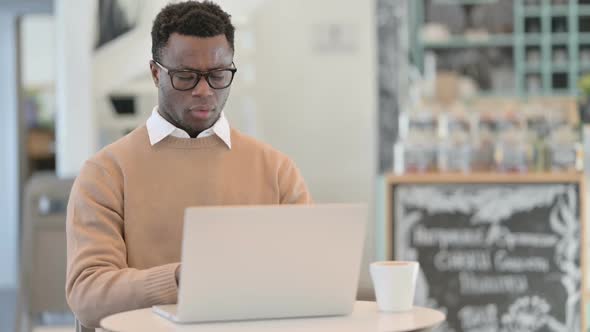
547, 126, 583, 172
394, 111, 438, 173
437, 112, 472, 173
396, 139, 437, 173
524, 106, 551, 172
494, 111, 531, 173
471, 111, 497, 172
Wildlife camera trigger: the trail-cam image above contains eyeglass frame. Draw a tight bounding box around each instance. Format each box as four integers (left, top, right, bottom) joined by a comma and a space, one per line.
152, 60, 238, 91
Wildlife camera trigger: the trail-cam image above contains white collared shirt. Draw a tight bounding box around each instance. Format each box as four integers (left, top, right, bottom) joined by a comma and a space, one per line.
146, 106, 232, 149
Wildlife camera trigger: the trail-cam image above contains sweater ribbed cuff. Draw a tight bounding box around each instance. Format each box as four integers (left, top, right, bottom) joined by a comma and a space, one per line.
145, 263, 180, 305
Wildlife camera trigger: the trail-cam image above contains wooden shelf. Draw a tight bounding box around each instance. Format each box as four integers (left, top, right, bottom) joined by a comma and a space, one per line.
412, 1, 590, 97
549, 5, 569, 16
433, 0, 498, 5
579, 5, 590, 16
525, 64, 542, 72
551, 88, 572, 95
523, 6, 542, 16
523, 4, 590, 16
524, 34, 543, 45
551, 64, 569, 72
27, 128, 55, 159
579, 33, 590, 44
386, 172, 583, 184
551, 33, 569, 44
423, 34, 513, 49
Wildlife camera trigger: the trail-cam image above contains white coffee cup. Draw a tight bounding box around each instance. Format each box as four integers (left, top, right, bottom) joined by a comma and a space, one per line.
370, 261, 419, 312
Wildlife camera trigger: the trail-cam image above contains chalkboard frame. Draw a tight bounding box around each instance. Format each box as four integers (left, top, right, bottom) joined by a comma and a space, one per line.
386, 172, 587, 331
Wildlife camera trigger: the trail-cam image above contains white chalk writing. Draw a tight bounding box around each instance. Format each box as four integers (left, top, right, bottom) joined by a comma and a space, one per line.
458, 304, 498, 331
397, 185, 568, 224
434, 250, 492, 271
486, 226, 559, 249
413, 225, 486, 248
459, 272, 528, 295
501, 296, 552, 331
494, 250, 550, 273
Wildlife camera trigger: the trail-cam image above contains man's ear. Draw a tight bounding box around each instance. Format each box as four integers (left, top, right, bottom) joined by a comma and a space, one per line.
149, 61, 160, 87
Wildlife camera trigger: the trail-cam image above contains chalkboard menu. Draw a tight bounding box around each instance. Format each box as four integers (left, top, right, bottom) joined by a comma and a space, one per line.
391, 179, 582, 332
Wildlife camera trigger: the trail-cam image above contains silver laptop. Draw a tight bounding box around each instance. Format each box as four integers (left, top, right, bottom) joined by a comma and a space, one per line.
153, 203, 367, 323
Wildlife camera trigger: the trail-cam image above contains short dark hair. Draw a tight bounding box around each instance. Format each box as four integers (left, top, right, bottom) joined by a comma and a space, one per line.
151, 1, 235, 62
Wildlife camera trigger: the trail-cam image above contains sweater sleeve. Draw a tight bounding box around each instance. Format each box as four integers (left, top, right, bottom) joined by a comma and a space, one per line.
65, 160, 179, 328
278, 157, 313, 204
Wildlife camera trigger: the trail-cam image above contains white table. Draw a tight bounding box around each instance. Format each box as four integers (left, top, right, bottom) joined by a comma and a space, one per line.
100, 301, 445, 332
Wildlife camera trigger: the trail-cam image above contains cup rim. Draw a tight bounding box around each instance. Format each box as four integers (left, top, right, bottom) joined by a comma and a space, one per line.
370, 260, 419, 267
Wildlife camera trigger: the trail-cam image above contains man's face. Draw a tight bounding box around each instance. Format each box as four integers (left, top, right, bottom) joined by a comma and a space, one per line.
150, 33, 234, 137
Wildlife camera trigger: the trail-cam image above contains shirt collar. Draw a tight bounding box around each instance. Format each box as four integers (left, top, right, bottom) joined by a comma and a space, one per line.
146, 106, 231, 149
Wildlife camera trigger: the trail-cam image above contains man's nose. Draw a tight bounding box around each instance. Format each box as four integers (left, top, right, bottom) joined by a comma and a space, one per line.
192, 77, 213, 97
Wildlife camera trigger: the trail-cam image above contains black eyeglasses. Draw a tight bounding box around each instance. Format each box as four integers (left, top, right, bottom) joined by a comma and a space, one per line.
153, 60, 238, 91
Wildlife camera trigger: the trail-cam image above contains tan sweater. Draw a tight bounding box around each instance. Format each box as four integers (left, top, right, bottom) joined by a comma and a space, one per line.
65, 126, 312, 327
